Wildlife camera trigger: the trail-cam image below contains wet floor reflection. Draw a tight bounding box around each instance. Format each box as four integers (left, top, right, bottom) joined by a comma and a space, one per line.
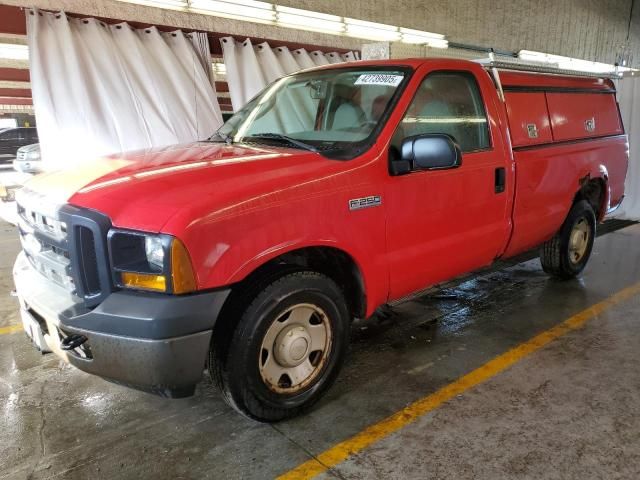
1, 225, 639, 479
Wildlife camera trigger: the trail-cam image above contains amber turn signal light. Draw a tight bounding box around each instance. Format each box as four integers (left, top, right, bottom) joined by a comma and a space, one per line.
121, 272, 167, 292
171, 238, 197, 294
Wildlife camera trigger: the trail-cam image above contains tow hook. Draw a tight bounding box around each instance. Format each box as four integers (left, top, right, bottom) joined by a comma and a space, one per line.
60, 334, 88, 351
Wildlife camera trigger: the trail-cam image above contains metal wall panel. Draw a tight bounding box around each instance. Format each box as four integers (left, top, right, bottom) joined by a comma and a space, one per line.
278, 0, 638, 68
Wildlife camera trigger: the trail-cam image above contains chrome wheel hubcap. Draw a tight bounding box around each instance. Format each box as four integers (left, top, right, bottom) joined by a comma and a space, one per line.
259, 303, 332, 393
275, 325, 311, 367
569, 218, 590, 264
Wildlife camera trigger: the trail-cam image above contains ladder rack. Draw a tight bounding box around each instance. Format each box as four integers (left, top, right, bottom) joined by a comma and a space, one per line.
475, 59, 621, 80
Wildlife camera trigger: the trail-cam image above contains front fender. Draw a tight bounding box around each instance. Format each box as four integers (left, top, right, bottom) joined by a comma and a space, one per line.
174, 192, 390, 318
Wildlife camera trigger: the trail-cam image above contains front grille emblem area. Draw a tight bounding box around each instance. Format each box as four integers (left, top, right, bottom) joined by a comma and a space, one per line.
349, 196, 382, 211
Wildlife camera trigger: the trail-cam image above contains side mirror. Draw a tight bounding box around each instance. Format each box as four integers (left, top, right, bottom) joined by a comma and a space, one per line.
398, 134, 462, 172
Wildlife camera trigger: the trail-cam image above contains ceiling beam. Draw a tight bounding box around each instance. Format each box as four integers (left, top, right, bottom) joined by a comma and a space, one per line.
0, 88, 30, 98
0, 84, 231, 95
0, 67, 29, 82
0, 96, 32, 105
0, 5, 26, 36
0, 5, 356, 56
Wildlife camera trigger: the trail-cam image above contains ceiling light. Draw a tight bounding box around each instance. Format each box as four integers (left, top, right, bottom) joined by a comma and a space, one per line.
0, 43, 28, 60
423, 39, 449, 49
275, 5, 342, 22
518, 49, 631, 74
345, 18, 401, 42
399, 27, 448, 48
346, 25, 401, 41
115, 0, 449, 47
212, 62, 227, 76
276, 6, 344, 33
346, 18, 398, 31
399, 27, 445, 40
402, 35, 449, 48
278, 16, 345, 34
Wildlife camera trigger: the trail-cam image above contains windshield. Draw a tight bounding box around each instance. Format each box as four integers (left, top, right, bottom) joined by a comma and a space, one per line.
214, 67, 409, 157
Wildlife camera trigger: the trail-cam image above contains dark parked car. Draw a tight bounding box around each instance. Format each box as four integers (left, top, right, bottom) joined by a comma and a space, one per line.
0, 127, 38, 159
14, 143, 42, 173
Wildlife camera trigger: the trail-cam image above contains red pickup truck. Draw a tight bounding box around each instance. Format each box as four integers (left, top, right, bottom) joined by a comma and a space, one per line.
13, 58, 628, 421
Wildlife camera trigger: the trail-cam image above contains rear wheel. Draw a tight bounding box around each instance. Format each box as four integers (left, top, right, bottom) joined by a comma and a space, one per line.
210, 271, 350, 422
540, 200, 596, 279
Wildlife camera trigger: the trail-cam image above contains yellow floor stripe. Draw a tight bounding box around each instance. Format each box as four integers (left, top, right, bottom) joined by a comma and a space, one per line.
0, 324, 23, 336
278, 281, 640, 480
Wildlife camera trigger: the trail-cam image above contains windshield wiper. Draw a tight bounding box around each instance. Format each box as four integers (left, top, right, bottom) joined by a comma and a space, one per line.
245, 133, 318, 152
209, 130, 233, 144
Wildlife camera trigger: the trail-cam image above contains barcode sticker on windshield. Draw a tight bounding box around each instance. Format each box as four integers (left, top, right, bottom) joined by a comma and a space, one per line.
354, 74, 403, 87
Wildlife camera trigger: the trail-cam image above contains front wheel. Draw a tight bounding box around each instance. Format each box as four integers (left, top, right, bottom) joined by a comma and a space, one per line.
210, 271, 350, 422
540, 200, 596, 279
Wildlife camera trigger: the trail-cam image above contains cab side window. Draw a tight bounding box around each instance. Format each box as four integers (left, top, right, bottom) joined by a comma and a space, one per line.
0, 129, 18, 141
395, 72, 490, 153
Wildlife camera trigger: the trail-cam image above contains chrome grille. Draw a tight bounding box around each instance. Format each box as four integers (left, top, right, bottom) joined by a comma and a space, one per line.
18, 204, 67, 239
16, 189, 75, 293
15, 188, 114, 307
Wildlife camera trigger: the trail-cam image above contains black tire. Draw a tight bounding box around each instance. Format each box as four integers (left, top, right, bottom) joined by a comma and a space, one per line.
209, 271, 350, 422
540, 200, 596, 279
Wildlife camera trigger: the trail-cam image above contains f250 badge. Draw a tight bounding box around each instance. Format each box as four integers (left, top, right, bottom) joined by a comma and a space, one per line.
349, 195, 382, 211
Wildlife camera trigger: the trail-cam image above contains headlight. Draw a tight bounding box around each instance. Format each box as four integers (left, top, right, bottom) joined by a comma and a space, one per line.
108, 230, 197, 294
26, 151, 40, 160
145, 236, 165, 270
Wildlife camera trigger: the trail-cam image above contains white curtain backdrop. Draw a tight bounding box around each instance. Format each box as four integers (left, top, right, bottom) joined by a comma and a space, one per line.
615, 75, 640, 220
27, 9, 223, 170
221, 36, 358, 111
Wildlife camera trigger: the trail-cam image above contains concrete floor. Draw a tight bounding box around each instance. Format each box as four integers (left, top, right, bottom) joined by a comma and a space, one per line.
1, 220, 640, 480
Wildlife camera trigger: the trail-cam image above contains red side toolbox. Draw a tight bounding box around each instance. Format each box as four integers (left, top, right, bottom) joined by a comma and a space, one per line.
546, 92, 623, 142
504, 92, 553, 147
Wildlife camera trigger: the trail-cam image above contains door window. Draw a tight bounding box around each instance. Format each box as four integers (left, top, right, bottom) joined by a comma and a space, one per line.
27, 129, 38, 142
0, 129, 19, 141
395, 72, 490, 153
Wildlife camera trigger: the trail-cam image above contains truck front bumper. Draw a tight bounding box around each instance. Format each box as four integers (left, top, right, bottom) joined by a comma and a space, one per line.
13, 251, 230, 398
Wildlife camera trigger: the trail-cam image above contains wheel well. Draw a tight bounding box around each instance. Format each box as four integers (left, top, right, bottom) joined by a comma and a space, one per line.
209, 247, 365, 369
218, 247, 366, 327
574, 177, 606, 219
257, 247, 366, 319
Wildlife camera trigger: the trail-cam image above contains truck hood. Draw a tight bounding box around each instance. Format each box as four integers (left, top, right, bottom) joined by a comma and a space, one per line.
23, 142, 343, 232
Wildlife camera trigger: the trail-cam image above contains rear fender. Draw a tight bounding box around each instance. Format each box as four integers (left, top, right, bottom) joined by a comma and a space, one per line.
578, 164, 609, 221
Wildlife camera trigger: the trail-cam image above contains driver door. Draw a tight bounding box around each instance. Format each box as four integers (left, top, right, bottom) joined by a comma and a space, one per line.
385, 68, 512, 300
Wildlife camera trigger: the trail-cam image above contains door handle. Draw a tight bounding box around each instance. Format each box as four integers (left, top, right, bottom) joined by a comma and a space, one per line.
495, 167, 506, 193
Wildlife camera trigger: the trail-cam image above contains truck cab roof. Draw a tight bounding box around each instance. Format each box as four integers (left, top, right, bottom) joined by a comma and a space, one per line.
308, 57, 617, 92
